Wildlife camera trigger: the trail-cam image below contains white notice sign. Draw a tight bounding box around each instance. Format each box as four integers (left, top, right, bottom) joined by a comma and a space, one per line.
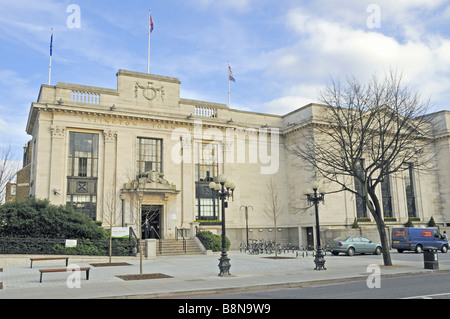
112, 227, 129, 238
65, 239, 77, 247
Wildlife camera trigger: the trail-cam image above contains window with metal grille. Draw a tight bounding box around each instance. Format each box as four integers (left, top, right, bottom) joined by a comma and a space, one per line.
403, 163, 417, 218
195, 142, 219, 220
67, 132, 98, 220
137, 137, 163, 175
67, 132, 98, 178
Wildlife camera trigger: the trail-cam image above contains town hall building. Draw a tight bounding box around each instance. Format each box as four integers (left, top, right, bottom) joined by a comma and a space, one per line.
19, 69, 450, 249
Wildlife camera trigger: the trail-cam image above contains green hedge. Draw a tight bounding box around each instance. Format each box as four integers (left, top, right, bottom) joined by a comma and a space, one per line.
197, 230, 230, 252
0, 198, 136, 256
0, 198, 107, 239
0, 237, 136, 256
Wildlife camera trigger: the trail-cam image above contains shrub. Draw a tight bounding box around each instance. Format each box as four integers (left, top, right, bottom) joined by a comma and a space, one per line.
404, 218, 414, 227
0, 199, 136, 256
427, 216, 436, 227
0, 198, 107, 240
0, 237, 136, 256
351, 218, 359, 229
197, 230, 230, 252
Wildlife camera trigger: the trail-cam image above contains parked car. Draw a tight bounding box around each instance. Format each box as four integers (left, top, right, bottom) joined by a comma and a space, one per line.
328, 235, 382, 256
392, 227, 448, 253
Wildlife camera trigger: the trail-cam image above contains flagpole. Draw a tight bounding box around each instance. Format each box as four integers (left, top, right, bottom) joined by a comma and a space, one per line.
48, 28, 53, 85
147, 10, 151, 74
228, 61, 231, 108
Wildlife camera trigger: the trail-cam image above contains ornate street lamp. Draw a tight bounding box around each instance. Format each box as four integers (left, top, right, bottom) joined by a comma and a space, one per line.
209, 174, 236, 277
305, 181, 326, 270
240, 205, 253, 249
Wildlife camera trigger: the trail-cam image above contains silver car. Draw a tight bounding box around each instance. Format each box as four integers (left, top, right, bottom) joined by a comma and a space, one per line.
328, 235, 382, 256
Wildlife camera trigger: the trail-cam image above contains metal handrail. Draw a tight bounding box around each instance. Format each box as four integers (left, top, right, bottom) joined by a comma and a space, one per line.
175, 227, 187, 253
175, 227, 189, 241
128, 227, 139, 254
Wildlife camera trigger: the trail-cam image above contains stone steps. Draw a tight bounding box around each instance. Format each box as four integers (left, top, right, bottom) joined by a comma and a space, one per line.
139, 238, 203, 256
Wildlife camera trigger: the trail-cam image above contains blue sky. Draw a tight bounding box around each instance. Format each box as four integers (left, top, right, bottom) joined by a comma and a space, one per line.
1, 0, 450, 155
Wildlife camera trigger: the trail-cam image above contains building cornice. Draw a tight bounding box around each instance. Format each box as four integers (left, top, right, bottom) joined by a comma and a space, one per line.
116, 69, 181, 84
30, 103, 285, 136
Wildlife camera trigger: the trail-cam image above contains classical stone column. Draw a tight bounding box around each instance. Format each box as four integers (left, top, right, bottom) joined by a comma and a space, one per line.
102, 130, 118, 222
48, 125, 66, 204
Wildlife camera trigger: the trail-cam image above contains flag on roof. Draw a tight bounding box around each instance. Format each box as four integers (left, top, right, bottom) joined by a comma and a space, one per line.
149, 11, 154, 33
228, 65, 236, 82
50, 29, 53, 56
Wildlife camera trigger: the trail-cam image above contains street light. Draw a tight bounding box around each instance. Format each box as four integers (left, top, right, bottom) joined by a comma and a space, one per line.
120, 193, 126, 227
240, 205, 253, 249
209, 174, 236, 277
305, 181, 326, 270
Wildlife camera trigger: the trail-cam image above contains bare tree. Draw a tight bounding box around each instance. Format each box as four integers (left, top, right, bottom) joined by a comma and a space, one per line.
264, 178, 286, 258
101, 178, 122, 263
289, 70, 436, 266
0, 144, 20, 203
124, 172, 145, 275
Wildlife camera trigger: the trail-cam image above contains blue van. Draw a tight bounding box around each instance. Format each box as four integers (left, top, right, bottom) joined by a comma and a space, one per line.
392, 228, 448, 253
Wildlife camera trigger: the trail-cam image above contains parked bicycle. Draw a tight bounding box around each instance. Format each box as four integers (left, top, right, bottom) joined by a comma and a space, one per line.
239, 239, 300, 255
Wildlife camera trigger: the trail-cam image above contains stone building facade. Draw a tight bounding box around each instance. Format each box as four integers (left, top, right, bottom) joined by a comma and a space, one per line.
21, 69, 449, 249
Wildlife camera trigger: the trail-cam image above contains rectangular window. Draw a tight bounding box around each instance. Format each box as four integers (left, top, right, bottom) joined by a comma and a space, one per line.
354, 159, 367, 219
381, 175, 393, 218
195, 142, 218, 182
78, 157, 88, 177
195, 142, 219, 220
137, 138, 163, 175
68, 132, 98, 177
195, 198, 219, 220
66, 195, 97, 221
403, 163, 417, 218
67, 132, 99, 220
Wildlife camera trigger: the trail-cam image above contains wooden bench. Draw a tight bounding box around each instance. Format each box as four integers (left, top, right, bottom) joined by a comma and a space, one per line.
39, 267, 90, 283
30, 257, 69, 268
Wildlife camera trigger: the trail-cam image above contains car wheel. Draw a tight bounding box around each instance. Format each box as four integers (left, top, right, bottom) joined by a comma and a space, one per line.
347, 247, 355, 256
332, 251, 339, 256
442, 245, 448, 253
374, 246, 382, 255
397, 249, 404, 253
415, 245, 423, 253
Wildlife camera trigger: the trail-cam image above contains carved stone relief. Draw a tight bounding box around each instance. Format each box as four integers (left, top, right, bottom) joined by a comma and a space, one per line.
135, 81, 165, 104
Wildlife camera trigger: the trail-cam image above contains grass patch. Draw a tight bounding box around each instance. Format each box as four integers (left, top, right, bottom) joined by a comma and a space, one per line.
90, 262, 132, 267
116, 273, 173, 281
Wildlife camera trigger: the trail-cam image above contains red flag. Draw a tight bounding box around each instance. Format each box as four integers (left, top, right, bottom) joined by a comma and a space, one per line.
150, 12, 154, 33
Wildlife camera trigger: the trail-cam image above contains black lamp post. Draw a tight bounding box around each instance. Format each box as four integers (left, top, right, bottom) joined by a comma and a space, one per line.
240, 205, 253, 249
209, 175, 235, 277
306, 181, 326, 270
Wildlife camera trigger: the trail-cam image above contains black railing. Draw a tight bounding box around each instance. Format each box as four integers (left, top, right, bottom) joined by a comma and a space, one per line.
0, 237, 136, 256
149, 226, 163, 254
129, 227, 140, 254
175, 227, 187, 253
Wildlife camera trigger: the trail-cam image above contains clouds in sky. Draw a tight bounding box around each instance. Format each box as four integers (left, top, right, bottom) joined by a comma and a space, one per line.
0, 0, 450, 150
261, 1, 450, 113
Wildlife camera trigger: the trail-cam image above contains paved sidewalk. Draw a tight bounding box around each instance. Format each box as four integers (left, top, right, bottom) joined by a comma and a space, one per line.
0, 251, 448, 299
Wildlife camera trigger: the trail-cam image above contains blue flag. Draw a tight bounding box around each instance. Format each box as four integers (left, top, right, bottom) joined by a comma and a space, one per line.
50, 30, 53, 57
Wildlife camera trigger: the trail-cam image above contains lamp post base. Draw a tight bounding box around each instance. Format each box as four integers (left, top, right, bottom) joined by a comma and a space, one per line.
314, 247, 326, 270
218, 253, 231, 277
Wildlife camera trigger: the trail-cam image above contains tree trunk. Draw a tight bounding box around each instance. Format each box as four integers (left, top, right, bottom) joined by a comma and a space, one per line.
368, 188, 392, 266
375, 215, 392, 266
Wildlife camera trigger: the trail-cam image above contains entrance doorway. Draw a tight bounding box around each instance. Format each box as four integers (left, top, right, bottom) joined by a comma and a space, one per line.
306, 227, 314, 250
142, 205, 162, 239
